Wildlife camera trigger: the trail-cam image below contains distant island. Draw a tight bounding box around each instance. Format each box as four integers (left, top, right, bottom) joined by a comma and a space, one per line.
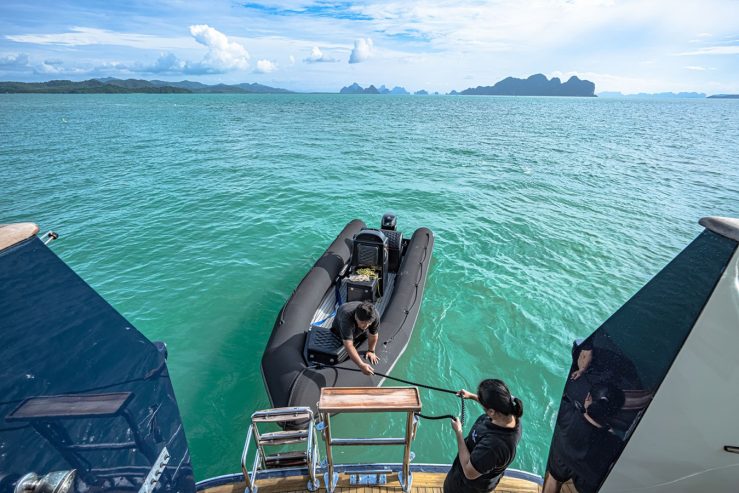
339, 83, 411, 95
5, 75, 726, 98
339, 83, 378, 94
339, 75, 595, 96
459, 74, 595, 97
378, 85, 409, 95
0, 78, 292, 94
599, 91, 706, 98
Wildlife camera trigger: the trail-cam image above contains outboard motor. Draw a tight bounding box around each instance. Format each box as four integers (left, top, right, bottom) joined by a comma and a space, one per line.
381, 213, 397, 231
347, 229, 388, 302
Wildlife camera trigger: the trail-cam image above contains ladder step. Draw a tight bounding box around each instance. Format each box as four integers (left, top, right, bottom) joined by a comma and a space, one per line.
251, 407, 313, 423
258, 429, 309, 445
264, 451, 308, 468
251, 412, 313, 423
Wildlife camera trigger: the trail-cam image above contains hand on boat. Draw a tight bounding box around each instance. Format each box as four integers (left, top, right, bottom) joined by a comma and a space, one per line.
365, 351, 379, 364
457, 389, 475, 400
360, 363, 375, 375
450, 417, 463, 433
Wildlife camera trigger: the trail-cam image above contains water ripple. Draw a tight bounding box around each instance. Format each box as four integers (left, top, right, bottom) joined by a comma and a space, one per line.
1, 94, 738, 478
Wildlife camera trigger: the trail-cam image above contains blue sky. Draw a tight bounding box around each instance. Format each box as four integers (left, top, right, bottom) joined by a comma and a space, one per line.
1, 0, 738, 93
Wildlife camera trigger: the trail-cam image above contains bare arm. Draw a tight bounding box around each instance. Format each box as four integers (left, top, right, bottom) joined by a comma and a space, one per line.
344, 340, 373, 375
451, 418, 481, 480
571, 349, 593, 380
458, 389, 480, 403
368, 333, 378, 352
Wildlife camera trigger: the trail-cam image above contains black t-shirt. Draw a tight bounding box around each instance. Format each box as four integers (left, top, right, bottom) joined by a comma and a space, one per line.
445, 414, 522, 493
331, 302, 380, 341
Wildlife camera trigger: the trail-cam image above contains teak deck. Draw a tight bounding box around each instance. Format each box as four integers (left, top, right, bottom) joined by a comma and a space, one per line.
201, 472, 543, 493
318, 387, 422, 413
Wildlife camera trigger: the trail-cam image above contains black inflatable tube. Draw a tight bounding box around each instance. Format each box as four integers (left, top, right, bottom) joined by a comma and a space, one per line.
261, 219, 366, 407
380, 227, 433, 345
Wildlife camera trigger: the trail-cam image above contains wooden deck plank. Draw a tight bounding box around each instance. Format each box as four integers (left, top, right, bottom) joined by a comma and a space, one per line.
201, 472, 540, 493
318, 387, 421, 413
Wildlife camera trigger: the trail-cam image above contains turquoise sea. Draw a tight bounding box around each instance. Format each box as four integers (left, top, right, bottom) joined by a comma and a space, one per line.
1, 94, 738, 478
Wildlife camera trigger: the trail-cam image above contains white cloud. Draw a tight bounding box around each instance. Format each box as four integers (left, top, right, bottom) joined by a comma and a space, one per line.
6, 27, 192, 50
685, 65, 706, 71
124, 26, 251, 75
5, 25, 251, 75
134, 53, 187, 74
0, 53, 30, 70
349, 38, 373, 63
255, 59, 277, 73
304, 46, 339, 63
189, 24, 250, 72
0, 53, 95, 75
676, 45, 739, 56
289, 55, 296, 65
35, 59, 66, 74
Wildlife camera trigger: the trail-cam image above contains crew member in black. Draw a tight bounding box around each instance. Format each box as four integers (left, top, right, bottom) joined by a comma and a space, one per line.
444, 379, 524, 493
331, 301, 380, 375
543, 384, 625, 493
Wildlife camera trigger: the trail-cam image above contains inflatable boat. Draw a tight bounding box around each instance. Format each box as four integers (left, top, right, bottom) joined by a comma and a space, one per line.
260, 215, 434, 423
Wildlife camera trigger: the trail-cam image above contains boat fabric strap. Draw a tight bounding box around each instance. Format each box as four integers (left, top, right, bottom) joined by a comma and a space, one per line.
309, 363, 466, 425
310, 283, 344, 328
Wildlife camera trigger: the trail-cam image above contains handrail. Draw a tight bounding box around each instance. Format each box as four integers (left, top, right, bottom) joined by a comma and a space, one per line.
240, 407, 318, 493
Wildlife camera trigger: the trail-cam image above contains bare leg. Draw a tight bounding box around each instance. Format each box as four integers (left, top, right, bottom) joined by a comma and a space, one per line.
542, 472, 563, 493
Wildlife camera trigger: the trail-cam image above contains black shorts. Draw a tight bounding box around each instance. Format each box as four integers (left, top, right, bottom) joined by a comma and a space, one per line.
546, 451, 600, 493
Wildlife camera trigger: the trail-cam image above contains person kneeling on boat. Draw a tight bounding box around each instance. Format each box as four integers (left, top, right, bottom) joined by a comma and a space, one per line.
445, 379, 523, 493
331, 301, 380, 375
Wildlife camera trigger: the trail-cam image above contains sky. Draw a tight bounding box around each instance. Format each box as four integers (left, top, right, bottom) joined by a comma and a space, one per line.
1, 0, 738, 94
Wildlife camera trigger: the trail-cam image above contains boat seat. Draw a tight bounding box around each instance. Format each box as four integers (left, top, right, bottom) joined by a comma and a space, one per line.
351, 229, 389, 296
304, 327, 366, 365
381, 229, 404, 272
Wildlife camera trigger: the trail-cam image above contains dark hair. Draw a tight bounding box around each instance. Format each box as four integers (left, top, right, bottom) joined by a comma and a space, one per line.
355, 302, 376, 323
478, 379, 524, 418
586, 384, 625, 424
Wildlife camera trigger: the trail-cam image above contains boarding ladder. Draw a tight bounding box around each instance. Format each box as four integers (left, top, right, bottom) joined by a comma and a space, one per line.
241, 407, 320, 493
318, 387, 421, 493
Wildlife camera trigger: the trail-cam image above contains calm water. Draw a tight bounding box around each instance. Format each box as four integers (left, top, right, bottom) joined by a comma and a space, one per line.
1, 94, 738, 479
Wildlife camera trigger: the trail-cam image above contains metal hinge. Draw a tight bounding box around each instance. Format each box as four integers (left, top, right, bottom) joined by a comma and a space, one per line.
138, 447, 170, 493
349, 474, 387, 486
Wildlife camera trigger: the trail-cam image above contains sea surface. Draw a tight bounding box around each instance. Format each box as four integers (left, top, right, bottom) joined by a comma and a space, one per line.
1, 94, 738, 479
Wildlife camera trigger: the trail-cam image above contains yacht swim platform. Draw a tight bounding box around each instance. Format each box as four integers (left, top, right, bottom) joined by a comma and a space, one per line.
196, 466, 544, 493
196, 387, 543, 493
